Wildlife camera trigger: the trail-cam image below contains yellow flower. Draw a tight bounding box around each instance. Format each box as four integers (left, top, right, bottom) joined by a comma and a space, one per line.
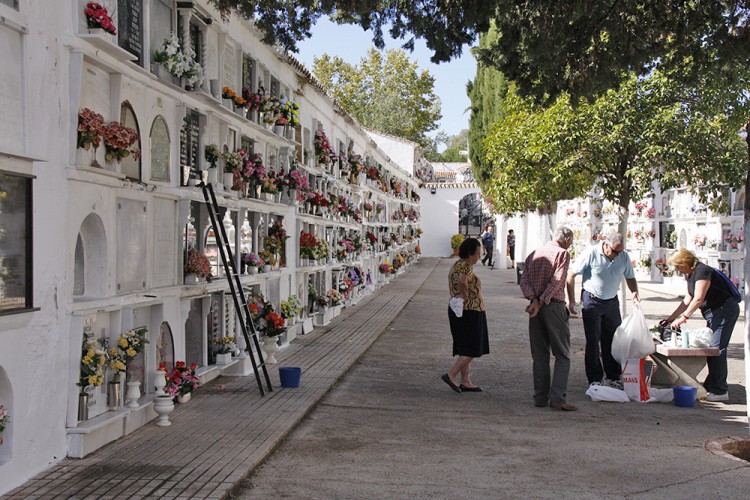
98, 355, 106, 366
117, 337, 128, 348
88, 375, 98, 385
86, 348, 96, 358
82, 354, 92, 365
109, 348, 119, 357
126, 348, 137, 357
115, 361, 126, 371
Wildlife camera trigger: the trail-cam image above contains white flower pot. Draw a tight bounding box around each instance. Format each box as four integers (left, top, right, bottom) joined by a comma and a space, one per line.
248, 266, 259, 275
176, 392, 192, 404
223, 173, 234, 190
215, 352, 232, 365
153, 395, 175, 426
126, 381, 141, 408
262, 336, 280, 365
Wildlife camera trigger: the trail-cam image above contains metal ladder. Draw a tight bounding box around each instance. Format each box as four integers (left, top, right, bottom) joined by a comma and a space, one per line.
201, 182, 272, 395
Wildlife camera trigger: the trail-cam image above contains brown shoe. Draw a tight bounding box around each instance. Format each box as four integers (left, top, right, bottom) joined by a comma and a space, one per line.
549, 401, 577, 411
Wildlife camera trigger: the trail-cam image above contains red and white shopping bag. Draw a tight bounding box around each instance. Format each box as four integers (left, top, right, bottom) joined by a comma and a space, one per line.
621, 358, 655, 402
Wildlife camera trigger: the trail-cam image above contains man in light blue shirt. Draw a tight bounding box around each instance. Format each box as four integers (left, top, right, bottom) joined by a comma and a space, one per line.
566, 232, 640, 389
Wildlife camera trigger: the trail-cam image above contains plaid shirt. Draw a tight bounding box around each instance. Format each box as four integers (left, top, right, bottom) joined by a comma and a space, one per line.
519, 241, 570, 305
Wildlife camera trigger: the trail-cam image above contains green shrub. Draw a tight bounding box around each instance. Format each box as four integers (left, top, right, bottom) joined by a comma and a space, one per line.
450, 234, 465, 250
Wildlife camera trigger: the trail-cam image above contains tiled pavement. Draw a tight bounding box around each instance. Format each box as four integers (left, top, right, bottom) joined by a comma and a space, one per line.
4, 259, 439, 499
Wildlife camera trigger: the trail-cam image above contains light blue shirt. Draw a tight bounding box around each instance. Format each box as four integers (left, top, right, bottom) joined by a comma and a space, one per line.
572, 243, 635, 300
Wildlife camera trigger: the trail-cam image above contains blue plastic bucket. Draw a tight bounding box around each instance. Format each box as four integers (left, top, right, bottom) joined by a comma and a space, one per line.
279, 367, 302, 388
673, 386, 697, 407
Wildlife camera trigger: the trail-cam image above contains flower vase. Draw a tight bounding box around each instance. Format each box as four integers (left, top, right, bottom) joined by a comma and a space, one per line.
126, 381, 141, 408
107, 380, 122, 410
262, 264, 272, 273
153, 395, 175, 426
184, 273, 199, 285
262, 336, 279, 365
274, 192, 282, 204
289, 188, 298, 204
223, 173, 234, 191
153, 370, 167, 396
207, 167, 218, 186
77, 393, 89, 422
274, 125, 285, 136
176, 392, 191, 404
248, 266, 259, 275
738, 242, 744, 252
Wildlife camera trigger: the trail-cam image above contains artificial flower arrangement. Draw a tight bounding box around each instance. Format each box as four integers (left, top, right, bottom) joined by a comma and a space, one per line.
153, 32, 202, 86
694, 233, 708, 246
639, 255, 652, 269
222, 87, 236, 100
299, 231, 319, 259
115, 327, 149, 365
264, 311, 286, 336
242, 252, 264, 267
242, 152, 266, 182
260, 172, 280, 194
316, 293, 331, 308
212, 336, 236, 354
242, 85, 262, 111
725, 231, 744, 245
376, 202, 386, 214
279, 295, 303, 319
84, 2, 117, 35
326, 289, 344, 306
247, 293, 271, 322
184, 247, 212, 278
314, 238, 330, 261
654, 259, 673, 277
314, 127, 334, 165
268, 218, 288, 245
101, 121, 139, 163
204, 144, 220, 169
161, 361, 200, 398
77, 107, 105, 151
259, 249, 275, 267
365, 231, 377, 248
78, 333, 107, 388
223, 151, 242, 176
276, 96, 300, 127
379, 261, 394, 274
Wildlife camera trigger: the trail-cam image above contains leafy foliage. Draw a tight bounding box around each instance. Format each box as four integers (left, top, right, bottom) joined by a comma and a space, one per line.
312, 48, 441, 145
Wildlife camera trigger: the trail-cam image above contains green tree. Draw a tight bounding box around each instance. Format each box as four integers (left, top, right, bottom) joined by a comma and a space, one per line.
424, 129, 469, 162
482, 73, 747, 232
312, 48, 441, 145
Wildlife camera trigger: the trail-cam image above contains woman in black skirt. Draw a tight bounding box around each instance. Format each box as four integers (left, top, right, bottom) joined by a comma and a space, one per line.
442, 237, 489, 393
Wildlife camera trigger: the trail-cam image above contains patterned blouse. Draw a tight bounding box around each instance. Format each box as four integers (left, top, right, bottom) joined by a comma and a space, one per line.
449, 259, 485, 311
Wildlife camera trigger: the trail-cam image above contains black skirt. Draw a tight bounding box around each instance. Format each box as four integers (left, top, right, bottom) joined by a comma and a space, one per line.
448, 307, 490, 358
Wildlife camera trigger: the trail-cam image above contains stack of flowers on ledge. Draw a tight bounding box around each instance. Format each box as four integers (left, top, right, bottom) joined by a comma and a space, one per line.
84, 2, 117, 35
115, 327, 148, 366
162, 361, 200, 399
102, 121, 139, 163
379, 261, 394, 274
299, 231, 318, 261
242, 252, 264, 272
276, 96, 300, 127
184, 248, 212, 281
326, 289, 344, 307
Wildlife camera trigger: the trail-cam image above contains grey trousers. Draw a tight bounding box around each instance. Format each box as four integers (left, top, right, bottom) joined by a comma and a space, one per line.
529, 301, 571, 405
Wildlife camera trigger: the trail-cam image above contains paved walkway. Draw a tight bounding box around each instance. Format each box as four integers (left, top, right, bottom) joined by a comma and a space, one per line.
3, 260, 439, 499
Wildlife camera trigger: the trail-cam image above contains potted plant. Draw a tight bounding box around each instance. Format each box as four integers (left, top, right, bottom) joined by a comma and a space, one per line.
204, 144, 220, 185
450, 234, 465, 255
164, 361, 200, 403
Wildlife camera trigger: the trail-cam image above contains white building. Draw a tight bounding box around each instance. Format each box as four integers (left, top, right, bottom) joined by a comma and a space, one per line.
0, 0, 421, 493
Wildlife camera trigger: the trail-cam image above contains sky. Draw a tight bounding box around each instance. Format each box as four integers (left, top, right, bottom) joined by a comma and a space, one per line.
295, 18, 477, 140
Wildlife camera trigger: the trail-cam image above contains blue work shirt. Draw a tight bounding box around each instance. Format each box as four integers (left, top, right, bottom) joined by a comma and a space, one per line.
572, 243, 635, 300
481, 231, 494, 247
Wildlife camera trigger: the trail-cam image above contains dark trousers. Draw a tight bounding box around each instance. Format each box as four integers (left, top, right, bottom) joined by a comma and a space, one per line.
703, 299, 739, 395
581, 290, 622, 383
482, 245, 493, 266
529, 301, 571, 405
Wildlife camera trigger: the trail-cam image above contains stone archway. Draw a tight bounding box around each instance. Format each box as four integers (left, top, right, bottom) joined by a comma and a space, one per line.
417, 183, 481, 257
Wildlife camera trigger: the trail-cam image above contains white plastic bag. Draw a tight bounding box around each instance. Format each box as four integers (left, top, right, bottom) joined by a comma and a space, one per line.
611, 304, 654, 365
585, 384, 630, 402
449, 297, 464, 317
688, 327, 713, 348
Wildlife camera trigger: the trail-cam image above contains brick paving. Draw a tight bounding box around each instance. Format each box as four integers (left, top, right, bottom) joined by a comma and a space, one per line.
3, 259, 438, 500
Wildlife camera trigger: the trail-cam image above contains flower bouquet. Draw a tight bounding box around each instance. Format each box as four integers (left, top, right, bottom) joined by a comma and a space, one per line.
212, 336, 236, 354
314, 127, 334, 165
78, 333, 107, 388
299, 231, 318, 259
102, 121, 139, 163
115, 327, 148, 364
184, 248, 212, 279
379, 261, 393, 274
163, 361, 200, 398
243, 252, 264, 267
264, 311, 286, 336
694, 233, 707, 246
326, 289, 344, 306
204, 144, 220, 168
222, 86, 236, 100
77, 108, 104, 151
84, 2, 117, 35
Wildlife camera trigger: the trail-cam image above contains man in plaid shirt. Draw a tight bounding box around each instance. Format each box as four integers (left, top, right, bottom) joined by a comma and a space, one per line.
520, 226, 577, 411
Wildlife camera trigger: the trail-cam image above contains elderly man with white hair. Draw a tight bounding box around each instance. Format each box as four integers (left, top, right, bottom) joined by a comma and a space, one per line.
566, 232, 640, 390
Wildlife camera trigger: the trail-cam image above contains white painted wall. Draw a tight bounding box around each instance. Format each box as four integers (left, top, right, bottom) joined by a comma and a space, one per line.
418, 186, 480, 257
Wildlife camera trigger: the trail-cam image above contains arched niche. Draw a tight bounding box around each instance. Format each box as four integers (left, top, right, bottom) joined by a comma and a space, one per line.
0, 365, 13, 463
150, 116, 171, 182
155, 322, 175, 372
120, 102, 142, 181
74, 213, 108, 298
